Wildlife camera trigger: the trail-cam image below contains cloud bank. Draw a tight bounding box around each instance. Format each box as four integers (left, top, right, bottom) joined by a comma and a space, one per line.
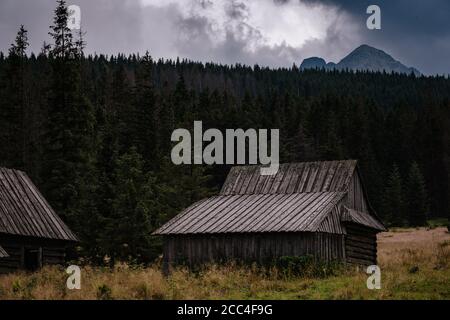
0, 0, 449, 74
139, 0, 361, 66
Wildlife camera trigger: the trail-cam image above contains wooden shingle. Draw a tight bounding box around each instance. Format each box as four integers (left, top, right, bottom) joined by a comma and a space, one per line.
0, 168, 78, 242
220, 160, 357, 195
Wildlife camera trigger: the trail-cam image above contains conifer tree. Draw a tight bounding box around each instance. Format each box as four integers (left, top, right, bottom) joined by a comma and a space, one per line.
0, 25, 29, 169
112, 64, 133, 153
74, 27, 86, 58
156, 82, 175, 158
42, 0, 96, 231
9, 25, 29, 58
382, 164, 405, 226
132, 51, 157, 168
406, 161, 428, 226
48, 0, 74, 58
173, 73, 189, 123
107, 147, 157, 263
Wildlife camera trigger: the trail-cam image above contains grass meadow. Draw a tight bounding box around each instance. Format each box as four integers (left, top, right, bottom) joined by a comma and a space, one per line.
0, 227, 449, 300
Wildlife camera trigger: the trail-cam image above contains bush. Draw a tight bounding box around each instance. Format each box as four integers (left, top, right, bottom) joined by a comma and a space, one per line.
97, 284, 112, 300
275, 255, 341, 278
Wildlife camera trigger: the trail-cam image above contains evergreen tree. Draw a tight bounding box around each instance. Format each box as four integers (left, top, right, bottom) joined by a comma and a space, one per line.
106, 147, 157, 263
48, 0, 74, 58
9, 25, 29, 58
382, 164, 405, 226
42, 0, 96, 230
156, 81, 175, 158
284, 122, 317, 162
74, 27, 86, 58
131, 51, 157, 168
112, 64, 133, 153
173, 73, 190, 123
406, 161, 428, 226
2, 9, 450, 263
0, 25, 29, 169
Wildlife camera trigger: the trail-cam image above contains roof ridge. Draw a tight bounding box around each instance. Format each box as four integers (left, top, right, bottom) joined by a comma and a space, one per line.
221, 160, 359, 195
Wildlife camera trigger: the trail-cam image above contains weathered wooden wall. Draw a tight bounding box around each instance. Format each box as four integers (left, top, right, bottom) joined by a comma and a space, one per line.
344, 223, 377, 266
0, 234, 67, 274
163, 232, 345, 267
346, 171, 369, 213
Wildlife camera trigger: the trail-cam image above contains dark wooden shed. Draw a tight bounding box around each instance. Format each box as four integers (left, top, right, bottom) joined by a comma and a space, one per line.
0, 168, 78, 273
154, 160, 386, 268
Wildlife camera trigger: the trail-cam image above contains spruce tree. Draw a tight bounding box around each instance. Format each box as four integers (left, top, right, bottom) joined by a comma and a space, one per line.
1, 25, 29, 169
131, 51, 157, 168
107, 147, 156, 263
43, 0, 96, 231
112, 64, 133, 153
48, 0, 74, 59
9, 25, 29, 58
406, 161, 428, 226
382, 164, 405, 226
156, 81, 175, 158
173, 73, 189, 123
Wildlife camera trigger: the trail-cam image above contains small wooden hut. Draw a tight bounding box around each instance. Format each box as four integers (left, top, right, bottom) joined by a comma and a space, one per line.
0, 168, 78, 273
154, 160, 385, 268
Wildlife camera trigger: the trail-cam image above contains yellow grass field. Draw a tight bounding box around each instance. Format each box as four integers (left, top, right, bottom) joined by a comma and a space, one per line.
0, 227, 449, 300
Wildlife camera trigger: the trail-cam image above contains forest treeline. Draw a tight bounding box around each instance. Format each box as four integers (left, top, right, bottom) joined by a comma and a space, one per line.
0, 0, 449, 264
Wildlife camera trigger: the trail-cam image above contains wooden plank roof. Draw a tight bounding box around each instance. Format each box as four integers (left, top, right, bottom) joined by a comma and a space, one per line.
0, 245, 8, 258
0, 168, 78, 242
155, 160, 385, 236
220, 160, 357, 195
342, 207, 386, 231
154, 192, 345, 235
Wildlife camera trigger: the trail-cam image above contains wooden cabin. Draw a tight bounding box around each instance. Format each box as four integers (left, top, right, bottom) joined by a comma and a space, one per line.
0, 168, 78, 273
154, 160, 386, 268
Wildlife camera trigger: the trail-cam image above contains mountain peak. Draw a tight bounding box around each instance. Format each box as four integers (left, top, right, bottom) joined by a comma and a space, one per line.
300, 45, 421, 76
354, 44, 378, 51
299, 57, 326, 70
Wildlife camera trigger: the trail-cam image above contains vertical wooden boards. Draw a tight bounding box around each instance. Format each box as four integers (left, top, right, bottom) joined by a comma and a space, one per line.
163, 232, 346, 267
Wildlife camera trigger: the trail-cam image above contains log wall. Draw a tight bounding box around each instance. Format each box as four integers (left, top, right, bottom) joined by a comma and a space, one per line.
0, 234, 67, 274
163, 232, 345, 268
344, 223, 377, 266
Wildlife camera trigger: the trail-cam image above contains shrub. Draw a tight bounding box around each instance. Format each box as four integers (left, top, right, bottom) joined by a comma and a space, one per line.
97, 284, 112, 300
11, 278, 36, 299
275, 255, 341, 278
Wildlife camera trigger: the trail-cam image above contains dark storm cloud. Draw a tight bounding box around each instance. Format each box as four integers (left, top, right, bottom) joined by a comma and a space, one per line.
169, 0, 360, 67
0, 0, 449, 75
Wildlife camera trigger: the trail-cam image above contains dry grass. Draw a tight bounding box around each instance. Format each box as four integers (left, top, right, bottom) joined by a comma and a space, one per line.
0, 227, 449, 300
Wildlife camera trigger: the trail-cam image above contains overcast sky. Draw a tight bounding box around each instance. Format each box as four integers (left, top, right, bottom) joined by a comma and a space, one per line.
0, 0, 449, 75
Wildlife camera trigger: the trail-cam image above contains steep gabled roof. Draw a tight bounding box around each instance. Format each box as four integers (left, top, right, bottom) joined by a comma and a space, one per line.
221, 160, 357, 195
155, 160, 385, 236
154, 192, 345, 235
0, 168, 78, 242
